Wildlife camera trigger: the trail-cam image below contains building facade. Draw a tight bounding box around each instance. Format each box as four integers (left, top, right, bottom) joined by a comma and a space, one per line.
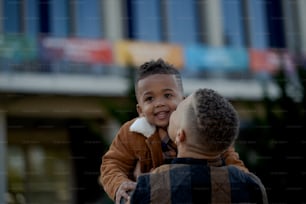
1, 0, 305, 203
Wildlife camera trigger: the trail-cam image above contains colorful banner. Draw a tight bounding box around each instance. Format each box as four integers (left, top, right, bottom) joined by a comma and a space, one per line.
114, 40, 184, 69
40, 37, 113, 64
0, 34, 37, 61
185, 45, 248, 71
249, 49, 281, 74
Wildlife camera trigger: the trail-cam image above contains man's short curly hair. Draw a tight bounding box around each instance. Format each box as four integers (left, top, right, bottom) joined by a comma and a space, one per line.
134, 58, 183, 94
187, 88, 239, 154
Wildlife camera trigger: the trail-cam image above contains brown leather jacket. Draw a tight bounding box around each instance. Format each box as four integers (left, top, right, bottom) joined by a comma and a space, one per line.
99, 117, 248, 201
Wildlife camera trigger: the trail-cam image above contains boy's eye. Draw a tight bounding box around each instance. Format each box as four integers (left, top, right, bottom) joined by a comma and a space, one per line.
144, 96, 153, 102
165, 93, 173, 98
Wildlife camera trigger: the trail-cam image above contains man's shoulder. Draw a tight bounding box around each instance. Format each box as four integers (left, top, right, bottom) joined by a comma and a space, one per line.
151, 163, 189, 175
151, 164, 172, 174
227, 165, 265, 185
137, 164, 173, 185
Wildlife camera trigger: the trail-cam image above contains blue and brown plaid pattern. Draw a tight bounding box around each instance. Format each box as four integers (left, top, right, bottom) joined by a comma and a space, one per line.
130, 158, 268, 204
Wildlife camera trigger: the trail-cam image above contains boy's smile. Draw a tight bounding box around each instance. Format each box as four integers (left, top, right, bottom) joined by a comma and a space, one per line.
136, 74, 184, 128
155, 111, 168, 120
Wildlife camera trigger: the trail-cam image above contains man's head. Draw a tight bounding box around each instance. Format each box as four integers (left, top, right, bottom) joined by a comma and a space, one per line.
135, 59, 184, 128
168, 88, 239, 156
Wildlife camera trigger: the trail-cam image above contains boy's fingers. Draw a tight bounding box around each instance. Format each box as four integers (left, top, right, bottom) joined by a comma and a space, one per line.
116, 190, 128, 204
116, 182, 137, 204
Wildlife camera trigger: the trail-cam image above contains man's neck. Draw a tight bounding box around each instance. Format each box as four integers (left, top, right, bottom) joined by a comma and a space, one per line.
177, 146, 220, 160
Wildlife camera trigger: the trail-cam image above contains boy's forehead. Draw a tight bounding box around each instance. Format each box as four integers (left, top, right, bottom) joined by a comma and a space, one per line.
137, 74, 178, 89
138, 73, 176, 81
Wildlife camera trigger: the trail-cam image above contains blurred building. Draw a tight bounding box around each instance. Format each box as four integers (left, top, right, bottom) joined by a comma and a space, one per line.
0, 0, 305, 203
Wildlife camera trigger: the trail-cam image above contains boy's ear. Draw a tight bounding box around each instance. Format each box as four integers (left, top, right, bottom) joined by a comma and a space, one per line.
136, 104, 143, 116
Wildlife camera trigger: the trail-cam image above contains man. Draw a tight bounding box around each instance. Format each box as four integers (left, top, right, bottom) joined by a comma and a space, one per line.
129, 88, 268, 204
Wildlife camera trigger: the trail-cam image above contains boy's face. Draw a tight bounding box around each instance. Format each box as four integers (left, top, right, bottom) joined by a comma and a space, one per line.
136, 74, 184, 128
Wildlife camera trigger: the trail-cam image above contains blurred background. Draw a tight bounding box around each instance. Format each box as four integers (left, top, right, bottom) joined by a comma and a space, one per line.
0, 0, 305, 203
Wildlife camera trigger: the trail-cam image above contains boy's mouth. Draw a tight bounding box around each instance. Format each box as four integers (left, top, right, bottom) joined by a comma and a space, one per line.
155, 111, 169, 120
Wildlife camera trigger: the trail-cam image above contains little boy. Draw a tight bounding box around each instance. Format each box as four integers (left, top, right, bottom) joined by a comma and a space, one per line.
99, 59, 248, 204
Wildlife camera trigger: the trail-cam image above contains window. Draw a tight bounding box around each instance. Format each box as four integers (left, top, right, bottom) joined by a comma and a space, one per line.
3, 0, 21, 33
221, 0, 245, 47
74, 0, 103, 38
49, 0, 70, 37
165, 0, 198, 45
246, 0, 268, 49
131, 0, 162, 41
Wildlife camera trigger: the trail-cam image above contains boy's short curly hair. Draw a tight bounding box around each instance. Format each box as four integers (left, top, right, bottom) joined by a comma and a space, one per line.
188, 88, 239, 154
135, 58, 184, 94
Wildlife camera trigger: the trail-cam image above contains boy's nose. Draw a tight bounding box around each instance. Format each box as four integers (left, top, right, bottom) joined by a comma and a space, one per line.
154, 98, 165, 107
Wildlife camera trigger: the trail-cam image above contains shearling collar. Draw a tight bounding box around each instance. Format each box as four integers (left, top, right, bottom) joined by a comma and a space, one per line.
129, 117, 156, 137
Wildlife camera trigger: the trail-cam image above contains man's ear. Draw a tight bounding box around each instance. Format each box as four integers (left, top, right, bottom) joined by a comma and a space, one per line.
136, 104, 143, 116
177, 129, 186, 143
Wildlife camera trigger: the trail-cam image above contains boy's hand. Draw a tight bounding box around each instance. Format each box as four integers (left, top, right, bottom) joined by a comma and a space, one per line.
116, 181, 137, 204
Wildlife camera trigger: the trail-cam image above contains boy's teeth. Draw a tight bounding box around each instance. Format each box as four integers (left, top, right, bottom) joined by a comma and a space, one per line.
156, 112, 167, 119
